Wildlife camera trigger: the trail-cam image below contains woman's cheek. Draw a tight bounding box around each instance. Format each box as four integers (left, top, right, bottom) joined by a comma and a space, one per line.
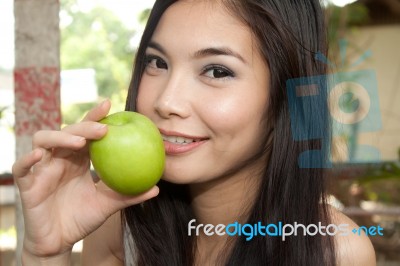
201, 94, 252, 132
137, 77, 157, 115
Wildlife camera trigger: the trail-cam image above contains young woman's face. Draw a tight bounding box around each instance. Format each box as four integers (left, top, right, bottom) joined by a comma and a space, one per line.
137, 0, 270, 184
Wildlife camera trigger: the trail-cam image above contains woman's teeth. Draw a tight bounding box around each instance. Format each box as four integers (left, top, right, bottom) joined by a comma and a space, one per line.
162, 135, 196, 144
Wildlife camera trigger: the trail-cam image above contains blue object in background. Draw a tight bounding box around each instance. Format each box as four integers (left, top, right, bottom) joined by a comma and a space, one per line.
286, 69, 381, 168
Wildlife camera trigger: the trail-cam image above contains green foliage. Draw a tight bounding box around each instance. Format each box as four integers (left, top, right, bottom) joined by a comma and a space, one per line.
60, 0, 135, 98
0, 106, 7, 120
357, 162, 400, 184
355, 162, 400, 204
60, 0, 141, 123
138, 8, 151, 25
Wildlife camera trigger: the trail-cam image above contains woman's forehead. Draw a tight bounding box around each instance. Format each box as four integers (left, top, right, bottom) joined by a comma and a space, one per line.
151, 1, 254, 55
160, 0, 243, 31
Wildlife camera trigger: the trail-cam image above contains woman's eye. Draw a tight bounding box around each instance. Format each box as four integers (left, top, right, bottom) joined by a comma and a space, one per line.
145, 56, 168, 70
203, 66, 234, 79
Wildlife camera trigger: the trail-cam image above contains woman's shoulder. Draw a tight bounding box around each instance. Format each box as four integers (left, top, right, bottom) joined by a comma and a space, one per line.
328, 206, 376, 266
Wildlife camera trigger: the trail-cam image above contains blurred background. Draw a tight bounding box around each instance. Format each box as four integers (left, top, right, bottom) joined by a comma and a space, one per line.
0, 0, 399, 265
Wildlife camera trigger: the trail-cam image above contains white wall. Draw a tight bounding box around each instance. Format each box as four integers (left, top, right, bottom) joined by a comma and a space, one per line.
351, 25, 400, 161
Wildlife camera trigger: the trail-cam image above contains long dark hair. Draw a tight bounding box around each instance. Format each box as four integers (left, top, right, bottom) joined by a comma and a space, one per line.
123, 0, 335, 265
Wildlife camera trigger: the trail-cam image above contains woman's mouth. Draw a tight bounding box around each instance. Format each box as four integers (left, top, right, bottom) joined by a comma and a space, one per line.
160, 130, 208, 155
162, 135, 201, 144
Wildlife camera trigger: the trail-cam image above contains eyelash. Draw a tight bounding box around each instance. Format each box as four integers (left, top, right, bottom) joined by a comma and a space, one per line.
144, 55, 167, 70
201, 65, 235, 80
144, 54, 236, 80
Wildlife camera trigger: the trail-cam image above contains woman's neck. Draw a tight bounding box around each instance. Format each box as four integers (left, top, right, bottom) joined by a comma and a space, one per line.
189, 171, 260, 226
188, 163, 264, 265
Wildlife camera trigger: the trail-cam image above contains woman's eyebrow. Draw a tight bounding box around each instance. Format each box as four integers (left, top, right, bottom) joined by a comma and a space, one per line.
193, 47, 247, 64
147, 41, 247, 65
148, 41, 166, 53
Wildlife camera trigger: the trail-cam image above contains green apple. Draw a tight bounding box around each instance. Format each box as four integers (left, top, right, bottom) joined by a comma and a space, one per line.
89, 111, 165, 195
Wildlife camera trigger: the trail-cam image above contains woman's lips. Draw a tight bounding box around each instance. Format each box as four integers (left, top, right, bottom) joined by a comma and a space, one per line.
163, 140, 206, 155
159, 129, 208, 155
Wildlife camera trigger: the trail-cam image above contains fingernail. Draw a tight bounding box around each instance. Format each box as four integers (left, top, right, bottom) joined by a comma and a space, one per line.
96, 123, 107, 130
100, 99, 109, 107
72, 136, 85, 142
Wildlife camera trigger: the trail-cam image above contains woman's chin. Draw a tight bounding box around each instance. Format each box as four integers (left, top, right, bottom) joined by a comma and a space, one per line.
161, 174, 190, 185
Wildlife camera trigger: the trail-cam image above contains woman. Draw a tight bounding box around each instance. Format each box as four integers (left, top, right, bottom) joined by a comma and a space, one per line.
13, 0, 375, 265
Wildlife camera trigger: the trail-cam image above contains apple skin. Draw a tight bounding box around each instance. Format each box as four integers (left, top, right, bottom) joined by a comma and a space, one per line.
89, 111, 165, 195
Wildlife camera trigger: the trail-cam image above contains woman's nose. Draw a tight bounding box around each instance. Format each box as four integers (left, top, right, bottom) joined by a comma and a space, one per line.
153, 74, 191, 119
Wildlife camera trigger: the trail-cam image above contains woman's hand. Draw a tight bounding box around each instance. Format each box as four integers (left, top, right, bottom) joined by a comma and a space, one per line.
12, 100, 159, 262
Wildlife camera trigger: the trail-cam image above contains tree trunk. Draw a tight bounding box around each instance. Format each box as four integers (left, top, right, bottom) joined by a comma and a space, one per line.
13, 0, 60, 265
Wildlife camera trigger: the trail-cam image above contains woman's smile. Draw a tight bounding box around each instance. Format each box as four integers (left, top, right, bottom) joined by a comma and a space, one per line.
160, 129, 209, 155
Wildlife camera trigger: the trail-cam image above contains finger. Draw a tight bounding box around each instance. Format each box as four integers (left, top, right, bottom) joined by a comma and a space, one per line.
82, 99, 111, 122
123, 186, 160, 206
12, 149, 43, 178
32, 130, 86, 150
95, 181, 160, 211
61, 121, 108, 141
